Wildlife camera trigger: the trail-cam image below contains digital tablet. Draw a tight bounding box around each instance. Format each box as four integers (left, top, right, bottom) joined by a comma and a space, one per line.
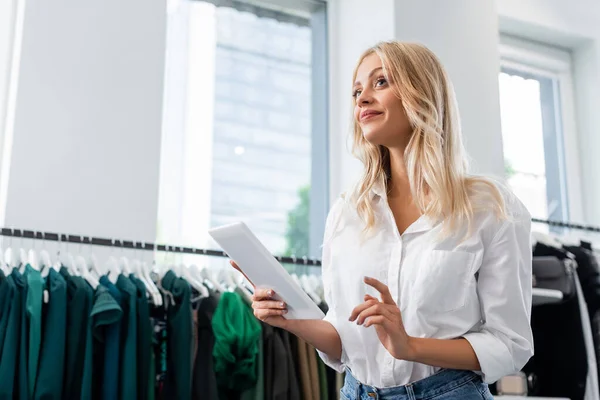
208, 221, 325, 320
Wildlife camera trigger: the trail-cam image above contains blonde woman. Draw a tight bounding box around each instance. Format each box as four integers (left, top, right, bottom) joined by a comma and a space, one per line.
232, 41, 533, 399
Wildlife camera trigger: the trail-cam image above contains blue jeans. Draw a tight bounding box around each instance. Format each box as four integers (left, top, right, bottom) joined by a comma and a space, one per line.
340, 368, 493, 400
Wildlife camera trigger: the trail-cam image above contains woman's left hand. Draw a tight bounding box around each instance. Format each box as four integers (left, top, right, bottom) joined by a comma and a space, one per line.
349, 276, 414, 361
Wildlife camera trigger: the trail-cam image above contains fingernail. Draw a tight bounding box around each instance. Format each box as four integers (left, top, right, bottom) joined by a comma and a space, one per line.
268, 290, 273, 296
283, 309, 288, 314
280, 302, 285, 307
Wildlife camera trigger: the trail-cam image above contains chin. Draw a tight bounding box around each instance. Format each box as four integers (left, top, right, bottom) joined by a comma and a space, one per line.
362, 129, 388, 146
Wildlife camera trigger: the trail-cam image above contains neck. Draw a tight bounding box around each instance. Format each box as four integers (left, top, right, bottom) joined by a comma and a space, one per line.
387, 147, 411, 200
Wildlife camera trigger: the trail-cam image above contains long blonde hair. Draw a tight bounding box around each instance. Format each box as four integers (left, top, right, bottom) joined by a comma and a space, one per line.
348, 41, 507, 239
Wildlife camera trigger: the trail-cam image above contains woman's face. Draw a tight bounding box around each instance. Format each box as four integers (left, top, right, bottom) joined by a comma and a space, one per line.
353, 53, 411, 149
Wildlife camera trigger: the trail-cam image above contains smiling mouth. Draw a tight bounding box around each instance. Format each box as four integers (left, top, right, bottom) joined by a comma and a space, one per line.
361, 112, 383, 122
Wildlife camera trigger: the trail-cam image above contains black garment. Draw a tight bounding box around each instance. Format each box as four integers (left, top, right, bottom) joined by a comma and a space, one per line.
60, 268, 94, 399
192, 292, 219, 400
131, 276, 152, 400
525, 249, 588, 400
278, 329, 301, 400
151, 306, 168, 400
263, 324, 289, 400
317, 301, 337, 400
162, 271, 192, 400
564, 245, 600, 316
563, 245, 600, 389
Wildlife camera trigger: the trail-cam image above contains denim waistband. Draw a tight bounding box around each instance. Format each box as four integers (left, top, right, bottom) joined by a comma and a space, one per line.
343, 368, 482, 399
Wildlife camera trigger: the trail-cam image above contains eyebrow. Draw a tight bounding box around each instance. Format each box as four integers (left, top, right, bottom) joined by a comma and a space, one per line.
354, 67, 383, 87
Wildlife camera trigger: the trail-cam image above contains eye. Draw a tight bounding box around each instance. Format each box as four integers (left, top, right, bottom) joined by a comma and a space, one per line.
352, 88, 362, 98
375, 77, 387, 87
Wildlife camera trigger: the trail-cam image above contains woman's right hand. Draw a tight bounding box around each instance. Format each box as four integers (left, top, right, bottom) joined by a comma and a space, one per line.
229, 260, 289, 329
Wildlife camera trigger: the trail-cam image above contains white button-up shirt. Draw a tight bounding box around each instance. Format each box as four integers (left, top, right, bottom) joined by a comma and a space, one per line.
317, 183, 534, 387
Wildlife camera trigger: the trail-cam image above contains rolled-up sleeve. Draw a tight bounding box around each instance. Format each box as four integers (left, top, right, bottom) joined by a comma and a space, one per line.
316, 199, 348, 373
463, 212, 535, 383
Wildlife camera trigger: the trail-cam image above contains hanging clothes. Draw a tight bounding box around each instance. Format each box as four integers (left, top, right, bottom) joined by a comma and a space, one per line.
25, 265, 43, 397
162, 270, 193, 399
93, 277, 123, 400
116, 274, 138, 400
0, 258, 340, 400
278, 329, 301, 400
34, 269, 67, 399
131, 275, 152, 400
192, 291, 220, 400
61, 267, 94, 400
212, 290, 261, 398
0, 271, 20, 398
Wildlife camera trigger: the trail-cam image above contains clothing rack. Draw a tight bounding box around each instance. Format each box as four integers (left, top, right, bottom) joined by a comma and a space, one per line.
532, 218, 600, 233
0, 227, 323, 266
0, 218, 597, 270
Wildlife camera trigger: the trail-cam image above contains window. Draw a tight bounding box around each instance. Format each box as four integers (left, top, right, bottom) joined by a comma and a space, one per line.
498, 36, 579, 232
157, 0, 328, 266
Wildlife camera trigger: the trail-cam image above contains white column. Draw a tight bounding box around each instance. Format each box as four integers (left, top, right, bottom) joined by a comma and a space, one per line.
394, 0, 504, 178
3, 0, 168, 263
327, 0, 396, 202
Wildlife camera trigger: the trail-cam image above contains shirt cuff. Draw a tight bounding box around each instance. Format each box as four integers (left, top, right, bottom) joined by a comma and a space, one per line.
316, 314, 347, 373
463, 330, 516, 384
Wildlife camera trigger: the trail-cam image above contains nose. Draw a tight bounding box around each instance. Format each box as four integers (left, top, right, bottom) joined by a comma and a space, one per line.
357, 88, 373, 105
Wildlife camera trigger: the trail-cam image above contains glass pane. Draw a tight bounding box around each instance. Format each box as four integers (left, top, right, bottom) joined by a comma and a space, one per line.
158, 0, 319, 263
499, 70, 566, 225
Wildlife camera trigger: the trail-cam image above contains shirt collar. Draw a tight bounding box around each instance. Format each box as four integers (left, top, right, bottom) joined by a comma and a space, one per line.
370, 179, 438, 235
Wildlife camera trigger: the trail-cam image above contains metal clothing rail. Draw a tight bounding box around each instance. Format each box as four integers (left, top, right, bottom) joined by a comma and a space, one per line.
0, 227, 323, 267
532, 218, 600, 233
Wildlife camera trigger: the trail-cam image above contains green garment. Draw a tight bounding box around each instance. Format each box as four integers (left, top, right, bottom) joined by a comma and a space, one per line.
116, 275, 138, 400
60, 267, 94, 400
16, 269, 29, 399
212, 291, 261, 395
317, 357, 328, 400
0, 272, 20, 397
93, 276, 124, 400
25, 265, 43, 396
240, 328, 264, 400
161, 270, 192, 399
34, 269, 67, 399
91, 283, 123, 400
130, 275, 152, 400
0, 271, 10, 356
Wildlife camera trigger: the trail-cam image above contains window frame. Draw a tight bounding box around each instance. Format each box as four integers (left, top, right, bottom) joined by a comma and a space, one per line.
498, 34, 582, 223
158, 0, 329, 259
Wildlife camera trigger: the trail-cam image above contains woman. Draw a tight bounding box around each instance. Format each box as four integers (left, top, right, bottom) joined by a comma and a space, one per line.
232, 41, 533, 399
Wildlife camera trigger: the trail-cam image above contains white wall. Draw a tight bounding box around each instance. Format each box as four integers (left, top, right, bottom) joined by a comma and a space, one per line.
2, 0, 167, 261
394, 0, 504, 178
497, 0, 600, 225
0, 0, 21, 214
327, 0, 396, 200
328, 0, 504, 201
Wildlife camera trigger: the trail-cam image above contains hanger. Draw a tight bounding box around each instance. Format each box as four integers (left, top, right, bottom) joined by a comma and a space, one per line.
119, 256, 131, 276
300, 274, 322, 304
219, 268, 237, 291
198, 264, 224, 293
28, 248, 39, 270
236, 272, 254, 298
0, 245, 7, 275
39, 249, 53, 277
106, 256, 120, 283
182, 263, 209, 298
532, 230, 563, 249
76, 254, 99, 289
3, 248, 13, 274
141, 261, 163, 306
